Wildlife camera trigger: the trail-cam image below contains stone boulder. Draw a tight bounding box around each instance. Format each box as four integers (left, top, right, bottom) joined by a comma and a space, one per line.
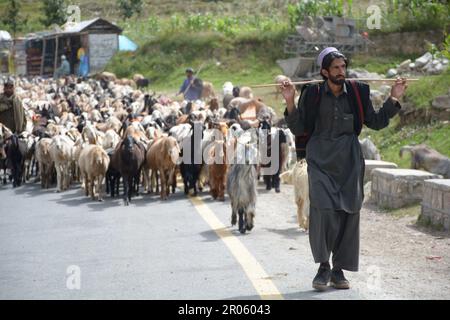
386, 68, 398, 78
415, 52, 433, 68
347, 68, 383, 79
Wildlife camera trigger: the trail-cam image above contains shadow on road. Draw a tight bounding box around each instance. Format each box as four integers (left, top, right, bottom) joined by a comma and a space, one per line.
224, 289, 328, 300
407, 222, 450, 239
263, 227, 308, 240
199, 228, 237, 242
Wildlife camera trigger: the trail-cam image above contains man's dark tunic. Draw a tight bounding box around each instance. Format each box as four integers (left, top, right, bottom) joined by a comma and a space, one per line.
285, 81, 400, 271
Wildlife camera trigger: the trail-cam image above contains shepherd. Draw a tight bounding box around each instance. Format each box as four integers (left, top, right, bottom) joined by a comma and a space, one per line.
281, 47, 408, 291
177, 67, 203, 102
0, 79, 26, 134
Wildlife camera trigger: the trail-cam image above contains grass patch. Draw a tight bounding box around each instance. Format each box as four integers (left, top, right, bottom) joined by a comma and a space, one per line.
350, 53, 413, 75
361, 118, 450, 168
382, 204, 421, 219
404, 69, 450, 109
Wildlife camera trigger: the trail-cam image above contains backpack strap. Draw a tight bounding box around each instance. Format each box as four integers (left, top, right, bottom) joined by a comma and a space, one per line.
349, 80, 364, 128
295, 84, 321, 159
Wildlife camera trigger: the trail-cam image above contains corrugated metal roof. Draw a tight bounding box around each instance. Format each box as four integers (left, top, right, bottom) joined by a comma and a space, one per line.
61, 18, 100, 33
25, 18, 122, 40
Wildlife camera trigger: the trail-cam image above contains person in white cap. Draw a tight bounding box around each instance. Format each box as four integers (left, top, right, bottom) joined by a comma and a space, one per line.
281, 47, 407, 291
53, 55, 71, 79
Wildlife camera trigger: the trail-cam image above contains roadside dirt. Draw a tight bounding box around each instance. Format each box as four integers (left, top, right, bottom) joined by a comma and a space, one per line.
271, 182, 450, 299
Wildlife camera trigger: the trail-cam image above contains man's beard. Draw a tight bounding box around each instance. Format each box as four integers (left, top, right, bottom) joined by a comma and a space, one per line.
328, 74, 345, 85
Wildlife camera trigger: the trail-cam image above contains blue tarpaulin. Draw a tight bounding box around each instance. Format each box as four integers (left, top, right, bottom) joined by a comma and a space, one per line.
118, 35, 138, 51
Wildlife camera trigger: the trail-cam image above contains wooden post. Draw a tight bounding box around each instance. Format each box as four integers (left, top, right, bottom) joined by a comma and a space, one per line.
40, 39, 46, 76
53, 36, 59, 74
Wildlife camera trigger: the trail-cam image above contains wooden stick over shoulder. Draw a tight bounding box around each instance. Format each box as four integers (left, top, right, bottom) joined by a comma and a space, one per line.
250, 78, 419, 88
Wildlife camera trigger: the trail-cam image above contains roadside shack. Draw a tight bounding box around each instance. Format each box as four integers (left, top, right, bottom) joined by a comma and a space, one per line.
19, 18, 122, 77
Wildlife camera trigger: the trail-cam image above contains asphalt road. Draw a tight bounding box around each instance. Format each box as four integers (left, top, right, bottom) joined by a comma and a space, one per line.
0, 180, 395, 300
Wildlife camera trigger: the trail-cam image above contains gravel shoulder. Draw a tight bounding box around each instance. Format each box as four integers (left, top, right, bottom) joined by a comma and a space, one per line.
272, 182, 450, 299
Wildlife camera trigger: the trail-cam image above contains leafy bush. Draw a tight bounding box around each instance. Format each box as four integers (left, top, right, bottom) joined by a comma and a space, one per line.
287, 0, 349, 29
441, 33, 450, 60
373, 0, 449, 33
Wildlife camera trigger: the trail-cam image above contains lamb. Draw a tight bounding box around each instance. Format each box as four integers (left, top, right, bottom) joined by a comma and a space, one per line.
280, 159, 309, 231
78, 144, 110, 201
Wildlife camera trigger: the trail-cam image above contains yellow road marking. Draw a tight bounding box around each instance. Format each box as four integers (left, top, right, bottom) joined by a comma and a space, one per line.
189, 196, 284, 300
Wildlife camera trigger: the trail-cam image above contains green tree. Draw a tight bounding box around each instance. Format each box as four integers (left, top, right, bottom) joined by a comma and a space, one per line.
2, 0, 28, 36
40, 0, 67, 27
117, 0, 143, 20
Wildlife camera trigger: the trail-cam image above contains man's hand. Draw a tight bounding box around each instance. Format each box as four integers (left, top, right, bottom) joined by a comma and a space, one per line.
280, 80, 296, 112
390, 77, 408, 100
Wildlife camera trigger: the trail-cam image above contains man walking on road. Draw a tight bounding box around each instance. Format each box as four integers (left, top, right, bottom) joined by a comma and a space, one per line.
281, 47, 408, 291
0, 80, 26, 134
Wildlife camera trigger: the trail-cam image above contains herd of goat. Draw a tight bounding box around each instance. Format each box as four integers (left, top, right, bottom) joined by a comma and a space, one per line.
4, 73, 444, 234
0, 73, 307, 234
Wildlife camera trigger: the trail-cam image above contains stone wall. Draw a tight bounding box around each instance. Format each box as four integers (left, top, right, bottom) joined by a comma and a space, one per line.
371, 168, 441, 209
419, 179, 450, 231
364, 160, 397, 183
368, 31, 445, 56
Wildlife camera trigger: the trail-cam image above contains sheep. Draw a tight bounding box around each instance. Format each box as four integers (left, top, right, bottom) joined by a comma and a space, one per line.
95, 72, 117, 82
283, 128, 297, 171
239, 86, 254, 99
49, 134, 74, 192
96, 116, 122, 133
133, 74, 145, 83
17, 132, 38, 182
78, 144, 110, 201
81, 124, 104, 146
146, 136, 180, 200
133, 74, 150, 90
280, 159, 309, 231
169, 124, 192, 147
223, 81, 234, 96
102, 129, 120, 150
201, 81, 216, 100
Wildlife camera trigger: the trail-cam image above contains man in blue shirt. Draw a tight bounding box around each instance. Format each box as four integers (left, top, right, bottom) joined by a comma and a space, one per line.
178, 68, 203, 101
